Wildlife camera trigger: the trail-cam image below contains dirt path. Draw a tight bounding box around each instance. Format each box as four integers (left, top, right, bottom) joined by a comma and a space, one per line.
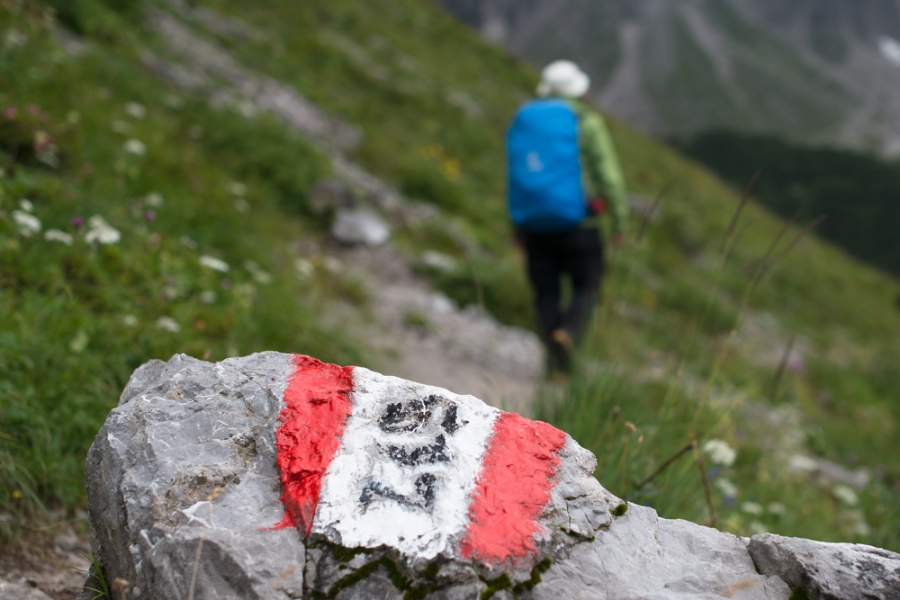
333, 244, 542, 414
0, 528, 91, 599
143, 4, 546, 410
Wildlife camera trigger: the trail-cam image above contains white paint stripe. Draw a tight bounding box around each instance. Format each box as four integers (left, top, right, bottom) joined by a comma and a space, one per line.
312, 367, 500, 559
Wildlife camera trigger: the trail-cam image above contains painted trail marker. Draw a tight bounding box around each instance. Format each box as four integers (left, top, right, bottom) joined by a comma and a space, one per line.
86, 352, 894, 599
272, 355, 572, 568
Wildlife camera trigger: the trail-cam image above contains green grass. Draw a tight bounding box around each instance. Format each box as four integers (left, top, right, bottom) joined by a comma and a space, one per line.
2, 0, 899, 555
0, 0, 367, 535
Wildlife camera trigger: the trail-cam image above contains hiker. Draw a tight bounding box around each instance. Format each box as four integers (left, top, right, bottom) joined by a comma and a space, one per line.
507, 60, 629, 375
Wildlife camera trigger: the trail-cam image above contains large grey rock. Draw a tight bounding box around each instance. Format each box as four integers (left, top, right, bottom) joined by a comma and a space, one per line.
82, 353, 890, 599
748, 533, 900, 600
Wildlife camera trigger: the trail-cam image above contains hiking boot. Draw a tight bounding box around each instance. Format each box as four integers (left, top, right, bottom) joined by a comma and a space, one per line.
548, 328, 574, 375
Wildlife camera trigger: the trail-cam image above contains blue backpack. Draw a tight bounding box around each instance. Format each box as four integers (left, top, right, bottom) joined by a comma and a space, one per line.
507, 99, 587, 233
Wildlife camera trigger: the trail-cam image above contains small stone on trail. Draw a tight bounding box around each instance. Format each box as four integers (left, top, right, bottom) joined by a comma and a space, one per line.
331, 207, 391, 246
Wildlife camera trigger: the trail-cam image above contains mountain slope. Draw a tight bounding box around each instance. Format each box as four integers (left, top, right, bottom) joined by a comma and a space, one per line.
438, 0, 900, 156
2, 0, 899, 561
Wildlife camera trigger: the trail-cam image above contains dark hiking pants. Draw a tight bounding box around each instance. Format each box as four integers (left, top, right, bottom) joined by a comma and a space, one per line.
522, 226, 605, 349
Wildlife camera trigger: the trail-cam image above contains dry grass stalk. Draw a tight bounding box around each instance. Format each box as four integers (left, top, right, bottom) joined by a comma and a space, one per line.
718, 168, 761, 254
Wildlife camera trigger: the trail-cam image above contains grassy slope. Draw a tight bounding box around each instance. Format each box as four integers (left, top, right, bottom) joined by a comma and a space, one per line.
2, 0, 898, 551
203, 0, 900, 550
0, 1, 369, 533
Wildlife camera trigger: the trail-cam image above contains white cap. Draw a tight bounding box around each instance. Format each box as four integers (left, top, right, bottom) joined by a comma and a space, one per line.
536, 60, 591, 98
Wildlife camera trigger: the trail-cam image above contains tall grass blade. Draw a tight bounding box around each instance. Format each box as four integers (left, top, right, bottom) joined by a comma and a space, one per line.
718, 168, 761, 254
636, 179, 676, 243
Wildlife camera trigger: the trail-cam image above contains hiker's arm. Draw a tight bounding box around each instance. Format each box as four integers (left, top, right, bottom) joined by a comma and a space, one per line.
582, 113, 629, 235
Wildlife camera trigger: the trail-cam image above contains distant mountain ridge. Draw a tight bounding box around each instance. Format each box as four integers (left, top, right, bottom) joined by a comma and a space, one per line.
437, 0, 900, 156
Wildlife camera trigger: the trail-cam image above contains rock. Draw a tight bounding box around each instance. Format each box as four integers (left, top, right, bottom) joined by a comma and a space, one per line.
331, 208, 391, 246
536, 508, 793, 599
421, 250, 457, 272
85, 353, 306, 600
748, 534, 900, 600
83, 353, 889, 599
0, 579, 54, 600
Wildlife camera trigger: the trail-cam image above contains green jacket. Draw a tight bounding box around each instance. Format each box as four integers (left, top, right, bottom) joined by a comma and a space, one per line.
568, 99, 629, 235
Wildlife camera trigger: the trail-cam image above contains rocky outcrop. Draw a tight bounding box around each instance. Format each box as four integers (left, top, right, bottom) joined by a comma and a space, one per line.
749, 534, 900, 600
84, 353, 899, 599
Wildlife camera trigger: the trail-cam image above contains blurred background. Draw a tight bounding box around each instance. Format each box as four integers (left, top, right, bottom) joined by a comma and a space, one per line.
1, 0, 899, 594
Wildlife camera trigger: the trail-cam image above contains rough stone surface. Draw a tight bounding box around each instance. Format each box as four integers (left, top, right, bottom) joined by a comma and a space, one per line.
331, 208, 391, 246
535, 506, 791, 600
85, 353, 306, 600
84, 352, 885, 600
748, 533, 900, 600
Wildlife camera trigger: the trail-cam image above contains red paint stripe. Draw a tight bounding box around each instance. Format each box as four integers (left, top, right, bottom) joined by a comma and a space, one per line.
271, 355, 354, 535
459, 412, 567, 566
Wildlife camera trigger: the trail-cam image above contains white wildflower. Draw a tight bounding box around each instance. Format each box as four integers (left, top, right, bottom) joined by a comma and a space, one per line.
69, 329, 89, 354
227, 181, 247, 196
244, 260, 273, 285
155, 317, 180, 333
125, 102, 146, 119
741, 502, 764, 517
18, 198, 33, 212
833, 484, 859, 507
4, 29, 27, 49
124, 139, 146, 156
702, 439, 737, 467
180, 235, 198, 250
749, 520, 768, 535
233, 198, 250, 214
838, 509, 872, 537
111, 120, 130, 133
44, 229, 73, 245
12, 210, 41, 236
766, 502, 786, 516
787, 454, 818, 474
199, 290, 217, 304
122, 315, 138, 327
421, 250, 457, 272
199, 255, 229, 273
37, 147, 59, 169
84, 215, 121, 245
253, 270, 273, 285
715, 478, 738, 498
164, 286, 179, 300
295, 258, 315, 278
145, 192, 164, 207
